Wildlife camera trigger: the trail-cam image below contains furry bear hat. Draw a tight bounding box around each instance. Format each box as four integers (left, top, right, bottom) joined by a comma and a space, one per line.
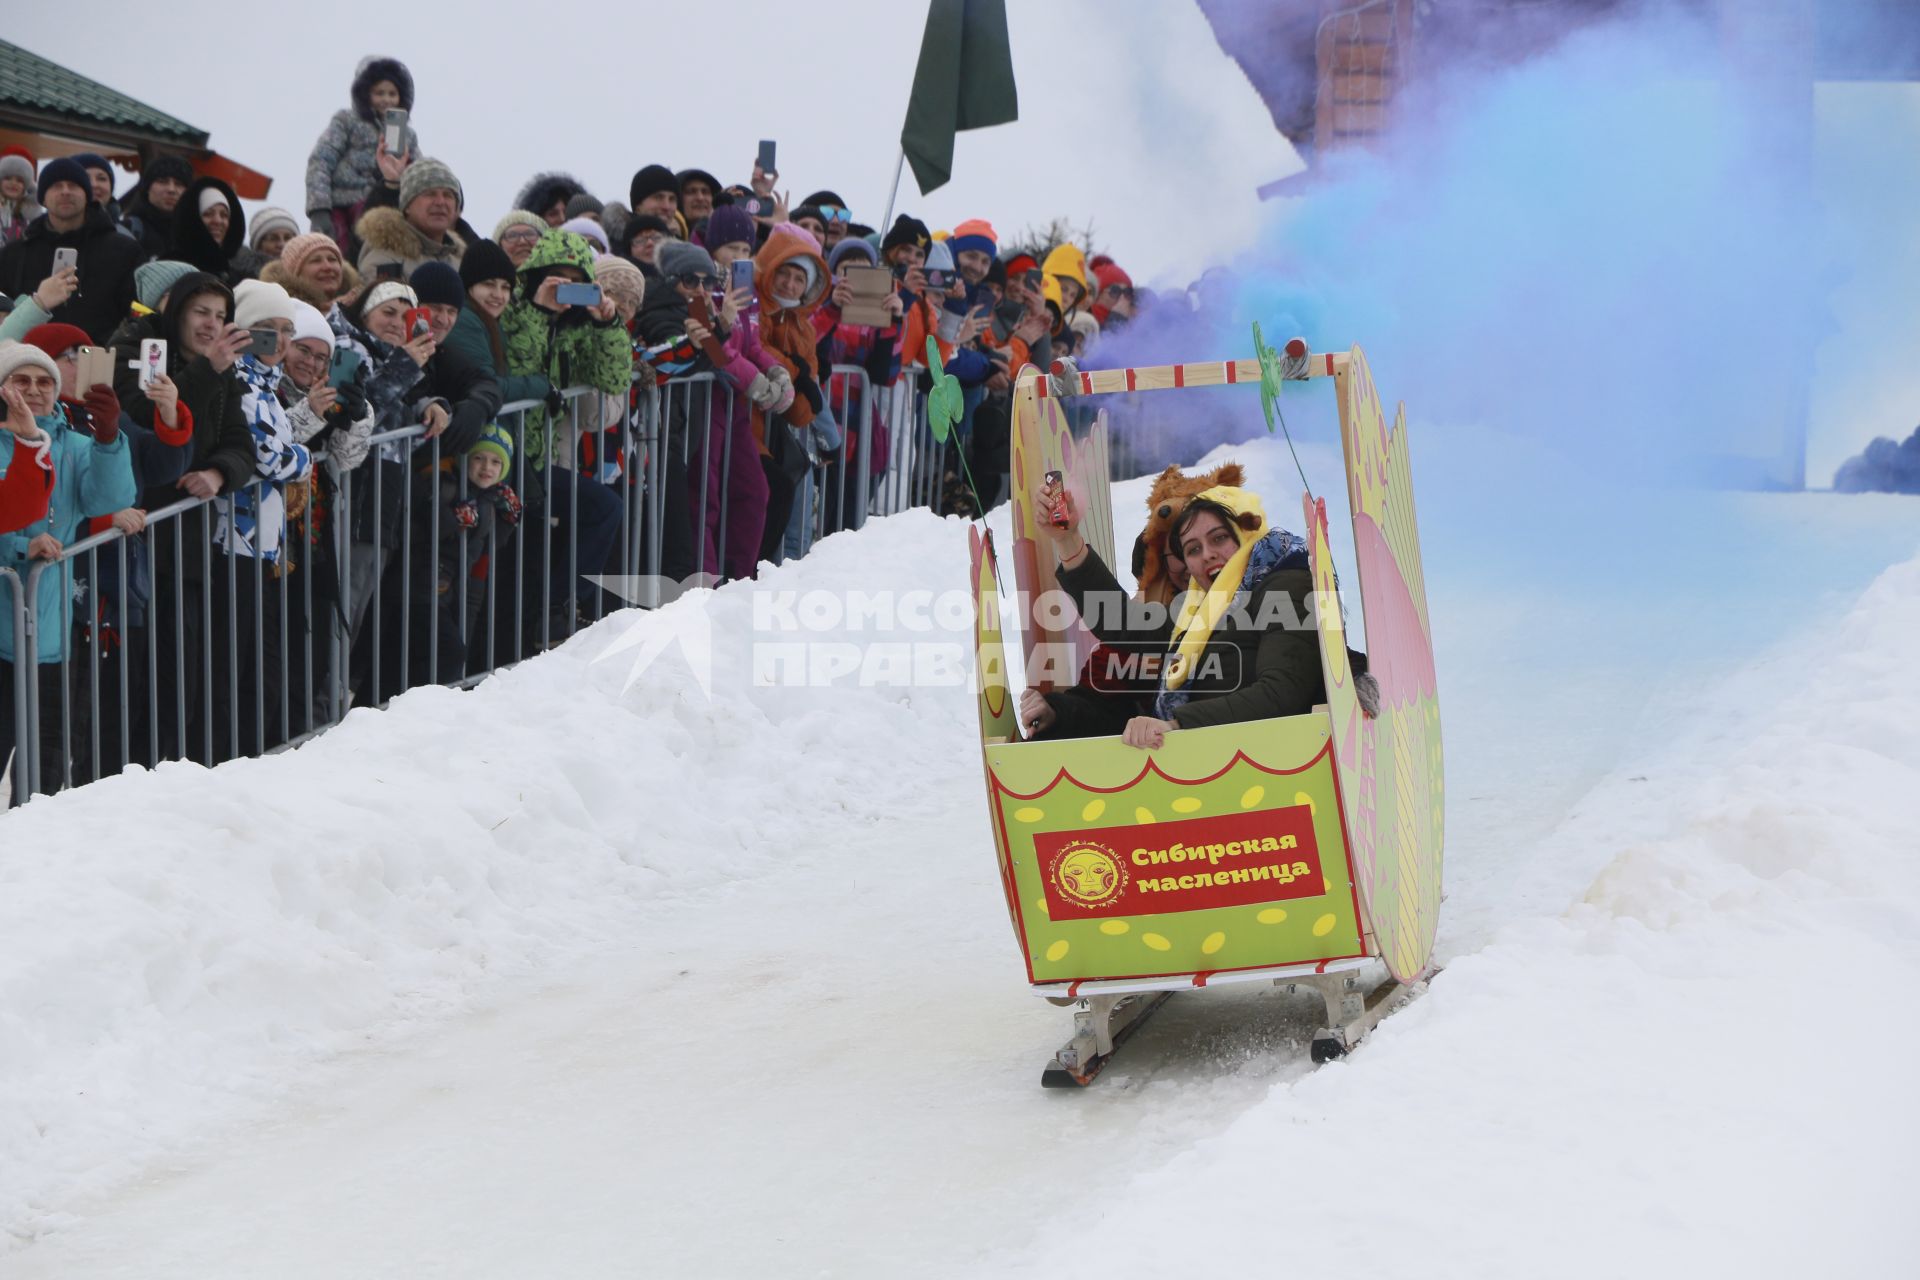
1135, 460, 1244, 606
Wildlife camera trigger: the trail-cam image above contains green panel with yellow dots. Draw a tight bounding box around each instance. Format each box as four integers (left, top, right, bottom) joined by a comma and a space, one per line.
984, 714, 1367, 985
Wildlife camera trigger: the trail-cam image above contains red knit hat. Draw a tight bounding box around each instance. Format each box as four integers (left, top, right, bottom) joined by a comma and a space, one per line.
0, 144, 33, 164
1091, 260, 1132, 294
23, 322, 93, 361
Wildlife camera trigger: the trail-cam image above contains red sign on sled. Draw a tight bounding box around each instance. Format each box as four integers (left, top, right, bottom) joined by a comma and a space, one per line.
1033, 806, 1324, 921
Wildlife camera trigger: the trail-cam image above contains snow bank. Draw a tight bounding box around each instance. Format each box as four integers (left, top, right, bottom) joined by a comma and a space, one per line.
0, 507, 983, 1245
996, 552, 1920, 1278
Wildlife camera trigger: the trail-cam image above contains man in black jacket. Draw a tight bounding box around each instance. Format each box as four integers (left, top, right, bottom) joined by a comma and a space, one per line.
0, 158, 142, 343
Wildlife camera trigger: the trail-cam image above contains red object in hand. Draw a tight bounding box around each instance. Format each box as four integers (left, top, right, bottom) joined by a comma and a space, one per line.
1044, 469, 1069, 528
81, 385, 121, 445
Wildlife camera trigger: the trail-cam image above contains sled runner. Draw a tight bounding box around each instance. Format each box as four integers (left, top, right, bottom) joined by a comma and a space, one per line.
967, 343, 1443, 1085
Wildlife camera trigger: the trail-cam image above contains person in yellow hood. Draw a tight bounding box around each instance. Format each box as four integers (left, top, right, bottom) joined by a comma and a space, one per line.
1042, 242, 1090, 319
1029, 473, 1332, 750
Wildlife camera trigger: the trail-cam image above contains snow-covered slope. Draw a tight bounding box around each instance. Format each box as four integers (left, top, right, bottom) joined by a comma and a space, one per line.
2, 432, 1915, 1275
997, 547, 1920, 1279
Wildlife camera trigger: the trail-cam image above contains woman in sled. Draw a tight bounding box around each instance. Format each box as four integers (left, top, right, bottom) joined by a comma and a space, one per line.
1023, 471, 1357, 749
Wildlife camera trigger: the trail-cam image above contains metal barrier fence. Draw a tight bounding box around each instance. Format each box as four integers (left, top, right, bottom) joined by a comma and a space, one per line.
2, 361, 1065, 807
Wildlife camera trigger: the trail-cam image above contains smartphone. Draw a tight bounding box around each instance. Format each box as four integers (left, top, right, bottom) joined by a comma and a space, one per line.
924, 268, 949, 292
76, 346, 115, 392
756, 139, 776, 175
383, 108, 409, 155
327, 346, 362, 388
990, 298, 1026, 343
403, 307, 432, 339
247, 328, 280, 358
375, 261, 403, 281
138, 338, 167, 390
53, 247, 78, 275
554, 282, 602, 308
728, 258, 755, 297
935, 307, 964, 345
1043, 470, 1070, 528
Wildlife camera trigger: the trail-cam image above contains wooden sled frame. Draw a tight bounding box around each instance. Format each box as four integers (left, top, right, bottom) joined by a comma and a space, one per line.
966, 343, 1445, 1076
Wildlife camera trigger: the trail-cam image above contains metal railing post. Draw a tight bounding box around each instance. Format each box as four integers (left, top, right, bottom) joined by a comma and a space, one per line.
2, 567, 28, 806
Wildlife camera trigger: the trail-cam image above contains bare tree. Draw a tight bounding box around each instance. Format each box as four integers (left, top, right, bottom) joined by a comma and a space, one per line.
1004, 215, 1104, 264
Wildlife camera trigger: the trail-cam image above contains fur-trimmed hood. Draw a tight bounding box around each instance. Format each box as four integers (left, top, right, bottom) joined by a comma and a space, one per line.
514, 171, 588, 218
350, 56, 415, 123
171, 175, 244, 275
356, 204, 464, 258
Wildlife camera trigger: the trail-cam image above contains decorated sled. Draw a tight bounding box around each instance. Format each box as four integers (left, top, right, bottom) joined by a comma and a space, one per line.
966, 340, 1444, 1085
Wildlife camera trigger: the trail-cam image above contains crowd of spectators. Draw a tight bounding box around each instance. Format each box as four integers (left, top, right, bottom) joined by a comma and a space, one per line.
0, 53, 1162, 798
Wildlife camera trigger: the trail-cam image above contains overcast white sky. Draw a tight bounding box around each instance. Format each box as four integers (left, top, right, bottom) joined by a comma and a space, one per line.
8, 0, 1300, 284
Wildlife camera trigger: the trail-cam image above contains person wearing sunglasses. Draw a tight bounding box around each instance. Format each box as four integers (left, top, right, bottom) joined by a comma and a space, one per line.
799, 191, 853, 252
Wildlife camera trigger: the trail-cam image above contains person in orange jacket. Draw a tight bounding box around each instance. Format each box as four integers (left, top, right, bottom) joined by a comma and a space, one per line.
752, 225, 833, 566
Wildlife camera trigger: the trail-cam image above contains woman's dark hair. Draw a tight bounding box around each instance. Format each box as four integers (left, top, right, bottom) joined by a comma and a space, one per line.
1170, 497, 1238, 553
476, 307, 507, 370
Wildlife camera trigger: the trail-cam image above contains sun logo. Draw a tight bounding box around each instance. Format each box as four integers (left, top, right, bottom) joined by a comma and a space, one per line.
1049, 842, 1126, 910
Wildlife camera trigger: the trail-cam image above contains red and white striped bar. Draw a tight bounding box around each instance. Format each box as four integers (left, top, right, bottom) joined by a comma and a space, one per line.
1030, 350, 1349, 399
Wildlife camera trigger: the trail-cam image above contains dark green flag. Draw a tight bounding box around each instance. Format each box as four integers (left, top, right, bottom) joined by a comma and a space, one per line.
900, 0, 1020, 195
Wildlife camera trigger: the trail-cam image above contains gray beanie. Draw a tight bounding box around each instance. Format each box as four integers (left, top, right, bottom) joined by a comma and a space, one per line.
0, 153, 33, 187
135, 259, 196, 310
564, 191, 603, 219
400, 157, 463, 214
248, 206, 300, 250
655, 241, 716, 282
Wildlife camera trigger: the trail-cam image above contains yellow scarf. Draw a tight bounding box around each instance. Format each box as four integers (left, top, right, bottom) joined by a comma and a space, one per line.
1165, 486, 1268, 690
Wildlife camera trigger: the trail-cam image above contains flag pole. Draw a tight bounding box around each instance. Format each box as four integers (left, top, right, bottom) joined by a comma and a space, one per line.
880, 147, 907, 238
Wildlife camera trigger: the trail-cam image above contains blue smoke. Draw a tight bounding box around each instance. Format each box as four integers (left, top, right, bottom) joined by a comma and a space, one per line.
1088, 2, 1918, 666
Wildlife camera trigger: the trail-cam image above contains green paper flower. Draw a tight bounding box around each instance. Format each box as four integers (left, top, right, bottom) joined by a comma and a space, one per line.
1252, 320, 1285, 435
927, 336, 964, 444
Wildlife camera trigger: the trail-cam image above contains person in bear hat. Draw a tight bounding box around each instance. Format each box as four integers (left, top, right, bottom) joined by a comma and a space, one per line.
1025, 472, 1359, 749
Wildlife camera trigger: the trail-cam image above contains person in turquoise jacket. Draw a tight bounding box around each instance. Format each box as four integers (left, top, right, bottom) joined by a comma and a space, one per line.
0, 341, 136, 796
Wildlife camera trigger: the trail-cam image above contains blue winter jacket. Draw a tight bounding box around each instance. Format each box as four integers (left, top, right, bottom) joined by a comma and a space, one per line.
0, 413, 137, 664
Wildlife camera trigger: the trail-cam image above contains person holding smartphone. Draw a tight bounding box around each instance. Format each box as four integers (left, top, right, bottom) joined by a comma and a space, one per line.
0, 156, 141, 344
0, 341, 136, 795
305, 56, 421, 251
636, 232, 782, 584
100, 271, 258, 764
498, 228, 630, 636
